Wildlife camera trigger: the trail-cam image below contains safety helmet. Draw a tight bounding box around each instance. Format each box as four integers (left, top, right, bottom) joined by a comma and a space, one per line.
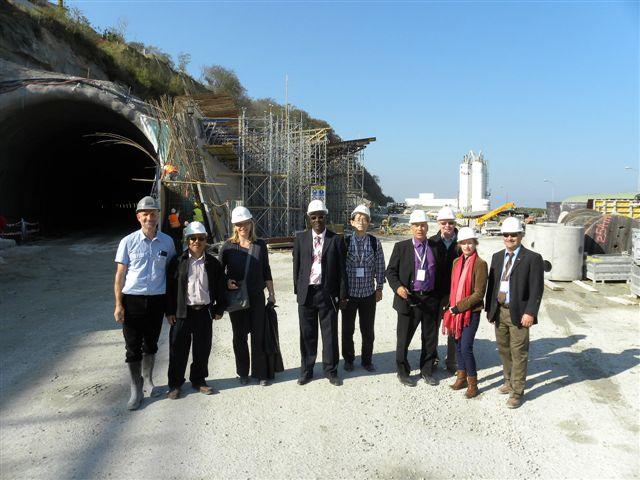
170, 208, 176, 214
457, 227, 477, 242
501, 217, 524, 233
231, 206, 253, 224
307, 199, 328, 215
136, 196, 159, 212
184, 221, 207, 237
437, 206, 456, 221
351, 204, 371, 219
193, 201, 200, 208
409, 209, 428, 224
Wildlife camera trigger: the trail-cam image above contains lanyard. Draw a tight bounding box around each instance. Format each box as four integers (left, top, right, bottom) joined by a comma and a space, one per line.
351, 235, 367, 266
414, 244, 428, 270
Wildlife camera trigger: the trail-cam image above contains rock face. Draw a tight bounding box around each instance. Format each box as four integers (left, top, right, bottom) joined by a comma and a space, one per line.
0, 1, 111, 80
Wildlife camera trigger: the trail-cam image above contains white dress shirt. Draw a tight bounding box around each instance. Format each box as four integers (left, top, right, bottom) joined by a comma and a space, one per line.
186, 252, 210, 306
309, 229, 326, 285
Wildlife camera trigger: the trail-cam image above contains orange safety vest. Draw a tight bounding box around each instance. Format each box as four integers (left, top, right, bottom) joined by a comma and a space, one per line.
168, 213, 180, 228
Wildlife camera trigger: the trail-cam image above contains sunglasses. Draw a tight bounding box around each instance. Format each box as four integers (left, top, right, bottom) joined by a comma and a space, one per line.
309, 215, 325, 220
439, 221, 455, 225
502, 233, 519, 238
189, 235, 207, 242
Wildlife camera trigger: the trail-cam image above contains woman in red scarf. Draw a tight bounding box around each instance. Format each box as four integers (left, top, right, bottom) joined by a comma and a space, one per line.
442, 227, 488, 398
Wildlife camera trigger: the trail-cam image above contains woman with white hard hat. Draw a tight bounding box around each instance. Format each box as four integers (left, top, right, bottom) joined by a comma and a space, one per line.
442, 226, 488, 398
165, 221, 227, 399
218, 206, 279, 386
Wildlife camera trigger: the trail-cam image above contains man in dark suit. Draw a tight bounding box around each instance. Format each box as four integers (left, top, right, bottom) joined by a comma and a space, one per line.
385, 209, 439, 387
293, 200, 348, 386
485, 217, 544, 409
430, 206, 460, 373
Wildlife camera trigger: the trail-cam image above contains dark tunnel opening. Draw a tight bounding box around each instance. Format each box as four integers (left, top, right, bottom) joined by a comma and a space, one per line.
0, 98, 157, 235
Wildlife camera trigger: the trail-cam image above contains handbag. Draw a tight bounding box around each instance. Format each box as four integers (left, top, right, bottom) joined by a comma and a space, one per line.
224, 243, 253, 313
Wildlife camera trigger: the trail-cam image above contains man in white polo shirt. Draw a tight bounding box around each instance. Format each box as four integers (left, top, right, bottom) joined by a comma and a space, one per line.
114, 196, 176, 410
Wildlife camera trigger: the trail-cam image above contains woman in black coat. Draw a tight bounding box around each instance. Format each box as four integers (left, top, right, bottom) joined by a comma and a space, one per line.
219, 207, 277, 386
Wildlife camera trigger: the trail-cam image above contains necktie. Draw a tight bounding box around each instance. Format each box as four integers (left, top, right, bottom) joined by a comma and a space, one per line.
310, 236, 322, 284
497, 253, 514, 305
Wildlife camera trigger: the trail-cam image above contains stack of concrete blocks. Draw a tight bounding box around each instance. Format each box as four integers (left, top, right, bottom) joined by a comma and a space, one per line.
631, 228, 640, 297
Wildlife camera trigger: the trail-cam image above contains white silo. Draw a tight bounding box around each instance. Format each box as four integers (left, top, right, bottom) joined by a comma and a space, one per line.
471, 151, 489, 212
458, 155, 472, 211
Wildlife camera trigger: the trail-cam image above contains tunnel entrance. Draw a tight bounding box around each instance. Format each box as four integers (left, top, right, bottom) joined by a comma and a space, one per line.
0, 98, 157, 235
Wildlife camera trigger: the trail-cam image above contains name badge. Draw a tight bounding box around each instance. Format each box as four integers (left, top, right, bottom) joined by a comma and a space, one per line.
416, 269, 426, 281
356, 267, 365, 278
499, 281, 509, 292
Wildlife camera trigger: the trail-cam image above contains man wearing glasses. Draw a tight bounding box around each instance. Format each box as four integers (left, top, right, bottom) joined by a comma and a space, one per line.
114, 196, 176, 410
165, 221, 226, 399
430, 206, 460, 373
485, 217, 544, 409
293, 200, 348, 386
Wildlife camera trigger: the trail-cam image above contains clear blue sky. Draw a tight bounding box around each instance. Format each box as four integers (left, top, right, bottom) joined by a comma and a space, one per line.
69, 0, 639, 207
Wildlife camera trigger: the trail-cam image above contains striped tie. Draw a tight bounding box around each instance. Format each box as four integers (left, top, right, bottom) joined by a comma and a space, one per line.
497, 253, 514, 305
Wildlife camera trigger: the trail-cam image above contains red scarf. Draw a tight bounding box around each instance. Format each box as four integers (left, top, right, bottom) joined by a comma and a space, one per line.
443, 252, 477, 340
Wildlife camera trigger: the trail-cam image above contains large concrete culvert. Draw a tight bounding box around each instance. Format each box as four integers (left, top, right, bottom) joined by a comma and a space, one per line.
0, 61, 159, 235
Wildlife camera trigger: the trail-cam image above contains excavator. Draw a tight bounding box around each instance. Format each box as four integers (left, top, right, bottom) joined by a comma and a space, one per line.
476, 202, 516, 226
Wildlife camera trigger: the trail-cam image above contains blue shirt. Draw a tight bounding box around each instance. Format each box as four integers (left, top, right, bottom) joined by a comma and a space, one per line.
115, 229, 176, 295
500, 246, 521, 304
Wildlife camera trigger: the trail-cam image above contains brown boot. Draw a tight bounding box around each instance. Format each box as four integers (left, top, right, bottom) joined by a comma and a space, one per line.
450, 370, 467, 390
465, 376, 479, 398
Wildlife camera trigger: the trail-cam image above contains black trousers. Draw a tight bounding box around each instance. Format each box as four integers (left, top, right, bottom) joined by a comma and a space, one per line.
341, 293, 376, 366
396, 295, 439, 377
167, 306, 213, 389
122, 294, 165, 363
298, 286, 339, 377
229, 291, 268, 379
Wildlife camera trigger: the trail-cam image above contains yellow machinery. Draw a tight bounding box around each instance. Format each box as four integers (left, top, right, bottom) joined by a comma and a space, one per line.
476, 202, 516, 226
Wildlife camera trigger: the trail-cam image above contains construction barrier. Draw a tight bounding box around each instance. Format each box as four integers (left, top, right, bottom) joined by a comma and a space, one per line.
1, 218, 40, 242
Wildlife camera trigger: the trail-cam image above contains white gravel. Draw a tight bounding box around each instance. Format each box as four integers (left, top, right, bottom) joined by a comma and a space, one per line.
0, 233, 638, 479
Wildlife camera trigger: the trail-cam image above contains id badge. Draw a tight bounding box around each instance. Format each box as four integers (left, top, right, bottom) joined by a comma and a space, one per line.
499, 281, 509, 292
416, 269, 426, 281
356, 267, 365, 278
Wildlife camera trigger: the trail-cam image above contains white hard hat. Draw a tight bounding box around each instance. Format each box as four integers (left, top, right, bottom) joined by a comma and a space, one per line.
170, 208, 176, 214
136, 196, 159, 212
457, 227, 477, 242
409, 209, 428, 224
437, 206, 456, 221
501, 217, 523, 233
307, 199, 328, 215
351, 204, 371, 219
184, 221, 207, 237
231, 206, 253, 224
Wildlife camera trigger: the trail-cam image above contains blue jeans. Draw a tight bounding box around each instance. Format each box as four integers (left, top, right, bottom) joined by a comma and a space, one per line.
455, 311, 480, 376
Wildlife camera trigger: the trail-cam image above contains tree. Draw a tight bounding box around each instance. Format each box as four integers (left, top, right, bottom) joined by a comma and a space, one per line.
201, 64, 248, 104
177, 52, 191, 73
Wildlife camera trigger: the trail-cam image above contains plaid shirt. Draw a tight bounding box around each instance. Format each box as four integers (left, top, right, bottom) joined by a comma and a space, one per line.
346, 234, 386, 298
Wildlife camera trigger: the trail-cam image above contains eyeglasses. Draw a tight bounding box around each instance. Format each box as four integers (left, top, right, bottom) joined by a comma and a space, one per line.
309, 215, 325, 220
189, 235, 207, 242
236, 222, 251, 229
439, 221, 455, 225
502, 233, 519, 238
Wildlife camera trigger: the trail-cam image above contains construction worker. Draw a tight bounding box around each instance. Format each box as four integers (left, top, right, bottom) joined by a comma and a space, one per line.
192, 201, 204, 223
430, 206, 460, 373
114, 196, 176, 411
162, 163, 178, 181
168, 208, 182, 251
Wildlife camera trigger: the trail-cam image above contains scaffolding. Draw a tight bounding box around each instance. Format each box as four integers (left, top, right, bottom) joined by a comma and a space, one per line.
199, 98, 374, 238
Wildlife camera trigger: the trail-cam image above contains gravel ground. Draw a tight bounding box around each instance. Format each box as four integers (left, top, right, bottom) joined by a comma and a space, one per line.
0, 233, 638, 479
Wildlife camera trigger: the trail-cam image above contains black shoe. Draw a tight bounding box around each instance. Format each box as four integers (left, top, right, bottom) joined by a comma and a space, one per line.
328, 375, 343, 386
422, 373, 438, 386
397, 374, 416, 387
239, 376, 249, 385
259, 379, 270, 387
363, 364, 377, 372
297, 374, 312, 386
343, 361, 354, 372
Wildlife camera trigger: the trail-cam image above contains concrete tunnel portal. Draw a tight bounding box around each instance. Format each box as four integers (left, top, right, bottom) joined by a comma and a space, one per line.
0, 96, 158, 235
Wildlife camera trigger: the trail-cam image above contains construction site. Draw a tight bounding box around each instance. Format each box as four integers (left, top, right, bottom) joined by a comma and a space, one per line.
1, 1, 639, 480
